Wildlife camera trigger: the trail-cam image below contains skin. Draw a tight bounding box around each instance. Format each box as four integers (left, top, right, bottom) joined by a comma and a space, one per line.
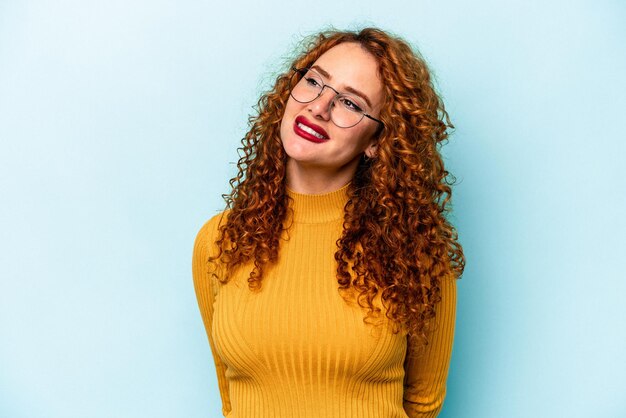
280, 42, 384, 194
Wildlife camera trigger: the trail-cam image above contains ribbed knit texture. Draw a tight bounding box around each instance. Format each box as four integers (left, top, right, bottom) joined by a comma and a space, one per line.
192, 183, 457, 418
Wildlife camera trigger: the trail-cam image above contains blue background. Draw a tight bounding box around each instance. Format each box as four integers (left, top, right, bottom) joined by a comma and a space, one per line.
1, 1, 624, 417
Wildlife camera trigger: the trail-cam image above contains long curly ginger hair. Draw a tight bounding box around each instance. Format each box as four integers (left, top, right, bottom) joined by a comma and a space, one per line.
210, 27, 465, 348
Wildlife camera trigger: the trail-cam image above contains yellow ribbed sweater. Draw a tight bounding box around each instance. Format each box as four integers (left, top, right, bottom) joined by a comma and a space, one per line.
192, 183, 457, 418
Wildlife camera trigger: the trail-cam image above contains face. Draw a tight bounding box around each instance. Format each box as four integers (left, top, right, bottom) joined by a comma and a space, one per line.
280, 42, 384, 174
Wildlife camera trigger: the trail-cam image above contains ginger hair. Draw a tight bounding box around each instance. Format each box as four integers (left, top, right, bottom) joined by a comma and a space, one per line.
210, 27, 465, 348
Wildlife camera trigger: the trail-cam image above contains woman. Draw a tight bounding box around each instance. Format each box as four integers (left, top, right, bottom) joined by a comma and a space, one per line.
193, 27, 465, 418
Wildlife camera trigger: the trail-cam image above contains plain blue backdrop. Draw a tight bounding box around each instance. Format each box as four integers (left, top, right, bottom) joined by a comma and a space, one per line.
1, 1, 624, 417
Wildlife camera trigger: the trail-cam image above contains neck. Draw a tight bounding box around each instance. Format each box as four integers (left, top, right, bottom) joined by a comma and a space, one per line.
285, 182, 350, 223
286, 158, 358, 194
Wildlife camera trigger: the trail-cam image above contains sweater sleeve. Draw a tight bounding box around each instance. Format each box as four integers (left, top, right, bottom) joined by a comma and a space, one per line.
402, 272, 457, 418
192, 213, 232, 417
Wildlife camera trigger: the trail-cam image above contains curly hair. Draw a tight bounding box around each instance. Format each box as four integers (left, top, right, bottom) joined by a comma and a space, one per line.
210, 27, 465, 350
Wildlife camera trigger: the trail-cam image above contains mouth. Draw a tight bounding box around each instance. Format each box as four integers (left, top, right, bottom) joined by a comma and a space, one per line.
293, 116, 329, 143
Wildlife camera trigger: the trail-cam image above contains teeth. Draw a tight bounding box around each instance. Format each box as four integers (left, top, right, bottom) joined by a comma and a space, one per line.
298, 123, 326, 139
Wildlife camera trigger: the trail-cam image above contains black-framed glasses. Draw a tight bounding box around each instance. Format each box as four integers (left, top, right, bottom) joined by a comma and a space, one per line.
289, 67, 385, 129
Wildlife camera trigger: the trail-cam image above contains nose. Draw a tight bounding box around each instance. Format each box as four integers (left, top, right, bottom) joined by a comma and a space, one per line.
307, 86, 335, 121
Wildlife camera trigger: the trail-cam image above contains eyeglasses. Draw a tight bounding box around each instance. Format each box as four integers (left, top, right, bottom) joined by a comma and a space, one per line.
289, 67, 385, 129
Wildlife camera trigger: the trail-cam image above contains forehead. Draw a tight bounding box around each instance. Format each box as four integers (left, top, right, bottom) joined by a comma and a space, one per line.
311, 43, 383, 107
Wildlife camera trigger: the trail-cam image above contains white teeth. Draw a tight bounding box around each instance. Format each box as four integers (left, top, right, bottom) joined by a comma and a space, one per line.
298, 123, 326, 139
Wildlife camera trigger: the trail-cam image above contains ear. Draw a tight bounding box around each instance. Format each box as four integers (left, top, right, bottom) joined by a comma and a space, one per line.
364, 141, 378, 158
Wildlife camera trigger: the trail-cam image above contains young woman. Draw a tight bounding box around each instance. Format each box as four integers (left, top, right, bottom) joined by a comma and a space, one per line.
193, 27, 465, 418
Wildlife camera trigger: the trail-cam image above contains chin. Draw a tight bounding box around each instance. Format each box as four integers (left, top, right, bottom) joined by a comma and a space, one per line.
282, 142, 309, 163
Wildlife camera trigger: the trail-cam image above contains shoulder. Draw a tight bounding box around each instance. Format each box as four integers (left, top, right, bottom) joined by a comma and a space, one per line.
192, 210, 231, 295
192, 210, 232, 273
194, 210, 230, 250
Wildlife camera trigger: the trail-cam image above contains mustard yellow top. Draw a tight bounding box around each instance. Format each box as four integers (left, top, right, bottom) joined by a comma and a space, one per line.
192, 183, 457, 418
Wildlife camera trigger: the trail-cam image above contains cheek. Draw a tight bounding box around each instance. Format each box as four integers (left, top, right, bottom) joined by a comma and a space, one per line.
347, 126, 375, 150
283, 97, 302, 119
280, 100, 298, 137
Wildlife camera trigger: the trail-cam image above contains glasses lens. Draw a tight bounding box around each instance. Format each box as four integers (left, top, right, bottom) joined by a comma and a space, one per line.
330, 94, 366, 128
291, 69, 323, 103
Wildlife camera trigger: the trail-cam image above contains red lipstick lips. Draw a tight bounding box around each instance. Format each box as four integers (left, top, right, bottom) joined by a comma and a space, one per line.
293, 116, 329, 143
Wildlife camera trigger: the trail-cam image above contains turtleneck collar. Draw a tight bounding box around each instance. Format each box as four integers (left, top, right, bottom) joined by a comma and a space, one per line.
285, 182, 350, 224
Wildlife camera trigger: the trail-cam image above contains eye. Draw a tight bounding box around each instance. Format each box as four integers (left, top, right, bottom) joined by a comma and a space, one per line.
338, 95, 363, 113
304, 76, 321, 88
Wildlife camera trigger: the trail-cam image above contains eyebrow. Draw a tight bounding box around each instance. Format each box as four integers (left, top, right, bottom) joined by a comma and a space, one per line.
311, 64, 373, 109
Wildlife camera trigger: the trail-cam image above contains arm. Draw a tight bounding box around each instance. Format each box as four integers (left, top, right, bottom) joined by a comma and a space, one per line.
402, 273, 457, 418
192, 214, 232, 417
